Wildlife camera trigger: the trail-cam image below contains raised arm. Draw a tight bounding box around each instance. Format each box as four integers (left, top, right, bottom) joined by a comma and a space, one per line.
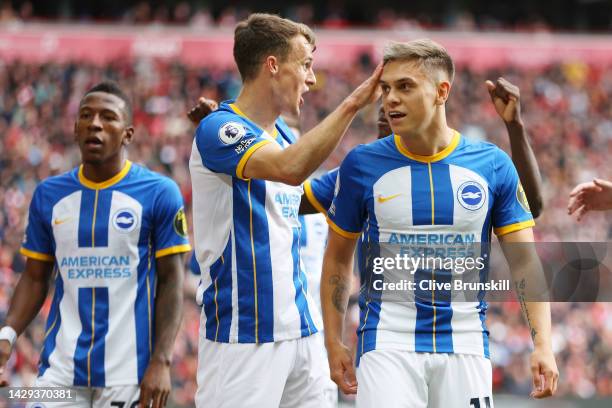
242, 65, 382, 185
486, 78, 543, 218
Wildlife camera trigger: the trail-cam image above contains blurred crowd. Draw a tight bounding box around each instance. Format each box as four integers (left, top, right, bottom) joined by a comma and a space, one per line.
1, 0, 608, 32
0, 53, 610, 406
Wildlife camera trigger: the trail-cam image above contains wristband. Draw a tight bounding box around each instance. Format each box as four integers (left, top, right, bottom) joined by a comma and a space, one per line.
0, 326, 17, 347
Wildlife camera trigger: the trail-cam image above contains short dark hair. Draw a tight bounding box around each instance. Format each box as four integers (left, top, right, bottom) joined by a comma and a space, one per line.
233, 13, 316, 81
82, 81, 133, 122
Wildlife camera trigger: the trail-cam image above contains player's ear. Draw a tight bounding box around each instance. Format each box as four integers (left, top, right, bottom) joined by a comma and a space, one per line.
436, 80, 451, 105
122, 126, 134, 146
265, 56, 279, 76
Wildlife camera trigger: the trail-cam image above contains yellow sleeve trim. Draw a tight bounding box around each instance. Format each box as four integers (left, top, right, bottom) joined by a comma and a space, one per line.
494, 220, 535, 236
303, 180, 327, 215
326, 218, 361, 240
20, 247, 54, 262
236, 140, 272, 180
155, 244, 192, 258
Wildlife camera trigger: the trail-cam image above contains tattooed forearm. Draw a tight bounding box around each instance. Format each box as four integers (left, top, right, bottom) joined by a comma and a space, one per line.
329, 275, 349, 313
515, 278, 537, 341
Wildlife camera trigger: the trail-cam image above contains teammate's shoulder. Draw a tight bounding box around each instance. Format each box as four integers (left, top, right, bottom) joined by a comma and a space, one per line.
343, 135, 395, 165
197, 101, 255, 140
132, 163, 175, 183
129, 162, 179, 188
342, 143, 368, 164
458, 135, 501, 153
457, 135, 510, 161
35, 167, 79, 193
362, 134, 395, 151
29, 167, 80, 209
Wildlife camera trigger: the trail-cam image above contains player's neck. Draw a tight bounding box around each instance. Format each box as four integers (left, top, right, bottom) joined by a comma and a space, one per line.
234, 84, 278, 135
81, 155, 127, 183
398, 118, 453, 157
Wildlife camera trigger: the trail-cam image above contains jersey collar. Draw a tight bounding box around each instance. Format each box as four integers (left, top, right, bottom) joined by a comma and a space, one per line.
78, 160, 132, 189
394, 130, 461, 163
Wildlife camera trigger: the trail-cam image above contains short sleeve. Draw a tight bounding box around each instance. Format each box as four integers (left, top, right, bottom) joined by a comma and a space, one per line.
153, 179, 192, 258
303, 168, 338, 214
20, 185, 55, 262
492, 150, 535, 236
327, 149, 367, 239
195, 113, 272, 180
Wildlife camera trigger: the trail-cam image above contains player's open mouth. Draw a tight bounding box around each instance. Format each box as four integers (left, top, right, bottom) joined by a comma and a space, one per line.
299, 97, 304, 107
84, 137, 103, 147
388, 111, 406, 123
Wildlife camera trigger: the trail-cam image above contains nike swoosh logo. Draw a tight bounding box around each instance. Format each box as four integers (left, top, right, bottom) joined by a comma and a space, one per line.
53, 218, 71, 225
377, 193, 401, 203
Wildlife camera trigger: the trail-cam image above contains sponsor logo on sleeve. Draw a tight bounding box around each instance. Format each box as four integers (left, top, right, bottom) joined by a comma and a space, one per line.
516, 183, 531, 213
173, 208, 188, 237
234, 137, 256, 154
219, 122, 246, 145
457, 181, 486, 211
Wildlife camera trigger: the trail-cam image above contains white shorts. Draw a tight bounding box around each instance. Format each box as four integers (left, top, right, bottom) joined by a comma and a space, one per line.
356, 350, 493, 408
196, 333, 336, 408
27, 377, 139, 408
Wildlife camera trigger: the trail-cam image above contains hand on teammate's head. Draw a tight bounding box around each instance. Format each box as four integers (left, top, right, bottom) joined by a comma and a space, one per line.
187, 97, 218, 125
345, 63, 383, 112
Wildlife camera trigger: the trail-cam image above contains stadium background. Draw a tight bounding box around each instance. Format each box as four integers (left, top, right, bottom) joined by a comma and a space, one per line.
0, 1, 610, 407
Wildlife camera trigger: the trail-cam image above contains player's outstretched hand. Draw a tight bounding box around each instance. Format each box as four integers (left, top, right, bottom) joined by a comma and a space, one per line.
485, 77, 522, 125
139, 359, 171, 408
0, 340, 12, 387
327, 341, 357, 395
187, 97, 218, 125
529, 348, 559, 398
344, 63, 383, 112
568, 178, 612, 221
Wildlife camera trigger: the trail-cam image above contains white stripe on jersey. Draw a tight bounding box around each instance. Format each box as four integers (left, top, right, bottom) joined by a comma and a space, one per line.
364, 164, 490, 356
43, 191, 143, 385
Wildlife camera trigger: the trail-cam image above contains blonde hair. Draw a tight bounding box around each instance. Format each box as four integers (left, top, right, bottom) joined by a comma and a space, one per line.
234, 13, 316, 81
383, 39, 454, 82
